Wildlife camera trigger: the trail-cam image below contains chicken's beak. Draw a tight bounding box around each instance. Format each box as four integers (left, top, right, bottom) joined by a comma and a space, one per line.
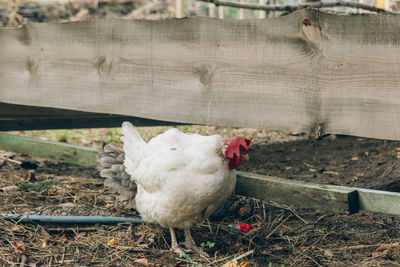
242, 153, 249, 161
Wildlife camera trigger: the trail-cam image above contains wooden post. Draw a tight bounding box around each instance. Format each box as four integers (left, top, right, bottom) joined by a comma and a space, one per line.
176, 0, 184, 18
218, 5, 224, 18
258, 0, 266, 18
209, 3, 216, 17
239, 0, 244, 19
376, 0, 390, 9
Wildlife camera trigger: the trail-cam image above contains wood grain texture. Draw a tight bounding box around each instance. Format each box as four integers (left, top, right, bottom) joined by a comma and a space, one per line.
0, 133, 98, 167
237, 171, 359, 214
1, 10, 400, 140
357, 188, 400, 215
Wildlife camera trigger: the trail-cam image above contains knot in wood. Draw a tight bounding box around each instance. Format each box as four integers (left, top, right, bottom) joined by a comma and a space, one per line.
96, 56, 113, 75
26, 58, 38, 77
301, 19, 321, 50
193, 64, 214, 86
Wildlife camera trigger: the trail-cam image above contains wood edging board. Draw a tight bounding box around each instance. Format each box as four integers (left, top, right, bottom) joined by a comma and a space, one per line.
0, 133, 98, 168
236, 171, 359, 214
0, 133, 399, 215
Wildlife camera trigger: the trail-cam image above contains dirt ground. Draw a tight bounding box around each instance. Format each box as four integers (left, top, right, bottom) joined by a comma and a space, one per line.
241, 135, 400, 192
1, 132, 400, 266
1, 2, 400, 266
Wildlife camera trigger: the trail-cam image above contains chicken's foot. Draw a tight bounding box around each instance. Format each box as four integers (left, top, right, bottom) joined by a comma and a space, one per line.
169, 227, 185, 255
184, 228, 209, 257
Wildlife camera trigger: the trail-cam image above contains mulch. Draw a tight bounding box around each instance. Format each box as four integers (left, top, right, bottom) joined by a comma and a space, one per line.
1, 145, 399, 266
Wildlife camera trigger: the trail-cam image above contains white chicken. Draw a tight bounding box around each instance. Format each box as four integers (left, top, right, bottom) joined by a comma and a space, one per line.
98, 122, 251, 254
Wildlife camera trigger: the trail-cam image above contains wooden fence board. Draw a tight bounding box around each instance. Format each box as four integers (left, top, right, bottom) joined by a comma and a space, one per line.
1, 10, 400, 139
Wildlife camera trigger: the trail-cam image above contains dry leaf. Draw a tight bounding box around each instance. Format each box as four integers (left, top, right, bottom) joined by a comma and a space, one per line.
351, 156, 358, 161
376, 242, 399, 251
75, 232, 86, 238
13, 241, 31, 255
222, 259, 238, 267
272, 244, 283, 250
324, 250, 333, 257
40, 227, 51, 239
105, 204, 113, 208
57, 234, 67, 241
240, 262, 249, 267
371, 243, 399, 258
234, 243, 245, 253
107, 238, 117, 247
12, 225, 22, 232
300, 246, 309, 251
371, 251, 381, 258
300, 246, 314, 251
134, 258, 149, 266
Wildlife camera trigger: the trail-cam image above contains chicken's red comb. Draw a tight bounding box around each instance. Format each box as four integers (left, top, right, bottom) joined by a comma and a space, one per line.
225, 137, 252, 159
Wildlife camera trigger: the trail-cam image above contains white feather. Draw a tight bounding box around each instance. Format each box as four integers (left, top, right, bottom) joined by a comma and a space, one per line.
121, 123, 236, 229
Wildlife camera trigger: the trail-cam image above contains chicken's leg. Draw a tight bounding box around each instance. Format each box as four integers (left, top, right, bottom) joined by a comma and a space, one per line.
184, 228, 209, 257
169, 227, 184, 254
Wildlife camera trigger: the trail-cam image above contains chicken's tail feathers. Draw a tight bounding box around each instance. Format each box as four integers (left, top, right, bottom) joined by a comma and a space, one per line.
97, 143, 136, 209
121, 121, 146, 177
121, 121, 146, 145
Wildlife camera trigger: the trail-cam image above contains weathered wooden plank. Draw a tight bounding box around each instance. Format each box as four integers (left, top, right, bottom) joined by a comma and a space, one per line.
236, 171, 359, 214
0, 133, 98, 167
1, 10, 400, 140
357, 188, 400, 215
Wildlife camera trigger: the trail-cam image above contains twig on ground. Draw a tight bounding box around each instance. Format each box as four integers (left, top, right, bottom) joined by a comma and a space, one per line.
4, 157, 22, 166
288, 207, 308, 224
266, 215, 291, 239
297, 250, 323, 267
230, 249, 254, 262
208, 249, 254, 266
326, 242, 400, 251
